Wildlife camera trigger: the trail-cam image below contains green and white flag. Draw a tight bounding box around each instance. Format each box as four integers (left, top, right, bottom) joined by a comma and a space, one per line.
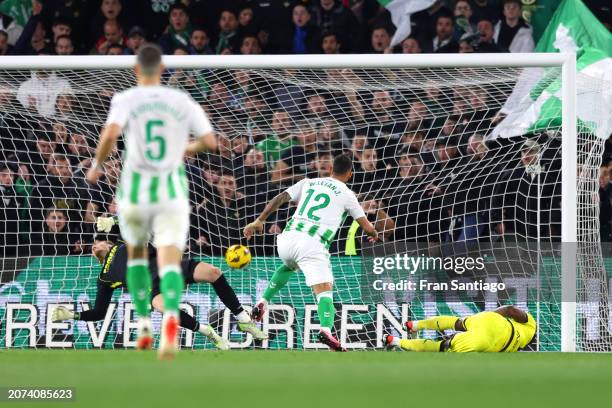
0, 0, 32, 27
490, 0, 612, 140
377, 0, 435, 47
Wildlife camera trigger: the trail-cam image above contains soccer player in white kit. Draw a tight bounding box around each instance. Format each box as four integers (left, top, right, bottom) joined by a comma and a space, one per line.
86, 44, 217, 359
243, 154, 379, 351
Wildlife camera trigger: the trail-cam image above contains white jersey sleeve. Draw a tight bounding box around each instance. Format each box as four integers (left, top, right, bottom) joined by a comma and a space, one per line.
285, 178, 308, 202
188, 98, 213, 137
345, 190, 366, 220
105, 93, 129, 128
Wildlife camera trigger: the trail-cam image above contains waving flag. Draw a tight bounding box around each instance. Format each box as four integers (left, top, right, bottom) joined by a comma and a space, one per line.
377, 0, 435, 47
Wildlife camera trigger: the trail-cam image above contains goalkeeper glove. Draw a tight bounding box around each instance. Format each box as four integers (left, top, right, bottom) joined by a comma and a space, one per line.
52, 306, 75, 322
96, 216, 117, 233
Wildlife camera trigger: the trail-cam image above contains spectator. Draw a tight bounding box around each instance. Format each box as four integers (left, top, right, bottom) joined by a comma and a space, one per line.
189, 27, 213, 55
360, 195, 395, 241
475, 18, 502, 52
51, 17, 72, 45
309, 0, 364, 53
459, 36, 475, 53
256, 110, 297, 169
350, 133, 369, 162
401, 37, 421, 54
215, 10, 239, 55
271, 127, 318, 185
124, 26, 146, 55
0, 162, 19, 257
14, 164, 32, 243
453, 0, 476, 41
352, 147, 384, 196
493, 0, 534, 53
33, 153, 90, 232
95, 20, 126, 55
312, 151, 333, 178
13, 5, 48, 55
422, 14, 459, 53
282, 4, 320, 54
241, 147, 270, 198
317, 119, 345, 153
17, 71, 72, 117
0, 30, 14, 55
54, 35, 74, 55
471, 0, 502, 25
321, 32, 341, 54
66, 133, 92, 167
240, 35, 262, 55
32, 208, 80, 256
91, 0, 125, 44
160, 3, 192, 54
370, 26, 390, 53
106, 43, 124, 55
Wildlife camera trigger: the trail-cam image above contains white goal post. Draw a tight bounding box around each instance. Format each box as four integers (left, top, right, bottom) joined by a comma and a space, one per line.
0, 53, 594, 352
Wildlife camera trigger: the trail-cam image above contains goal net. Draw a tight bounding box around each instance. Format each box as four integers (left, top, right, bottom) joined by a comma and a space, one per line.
0, 55, 610, 351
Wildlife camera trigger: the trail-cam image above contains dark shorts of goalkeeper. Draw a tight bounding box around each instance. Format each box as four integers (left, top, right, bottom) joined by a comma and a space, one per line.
150, 259, 199, 299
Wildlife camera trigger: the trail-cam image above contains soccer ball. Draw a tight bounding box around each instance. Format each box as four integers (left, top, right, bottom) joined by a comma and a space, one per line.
225, 244, 252, 269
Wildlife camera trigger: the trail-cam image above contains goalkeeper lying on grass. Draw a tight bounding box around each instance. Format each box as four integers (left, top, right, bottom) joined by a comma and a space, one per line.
384, 306, 536, 352
52, 218, 267, 350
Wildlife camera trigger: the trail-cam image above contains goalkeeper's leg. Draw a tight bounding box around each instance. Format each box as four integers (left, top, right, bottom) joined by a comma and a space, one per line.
151, 294, 229, 350
189, 260, 267, 340
406, 316, 464, 333
252, 264, 295, 322
126, 244, 153, 351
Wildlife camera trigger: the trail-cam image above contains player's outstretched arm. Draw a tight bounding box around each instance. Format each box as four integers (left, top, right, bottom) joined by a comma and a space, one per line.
494, 305, 528, 323
355, 216, 380, 242
86, 123, 122, 184
244, 192, 291, 239
52, 281, 115, 322
185, 131, 217, 156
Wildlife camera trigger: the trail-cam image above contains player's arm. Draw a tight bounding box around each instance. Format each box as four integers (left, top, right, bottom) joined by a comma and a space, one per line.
494, 305, 528, 323
86, 123, 122, 184
347, 193, 379, 242
52, 281, 115, 322
355, 216, 379, 242
185, 131, 217, 156
243, 192, 291, 239
185, 99, 217, 156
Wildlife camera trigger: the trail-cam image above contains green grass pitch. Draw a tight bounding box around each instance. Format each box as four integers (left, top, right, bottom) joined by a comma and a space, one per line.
1, 350, 611, 408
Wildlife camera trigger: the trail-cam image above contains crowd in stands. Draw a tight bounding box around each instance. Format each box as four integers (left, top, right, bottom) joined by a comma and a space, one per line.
0, 0, 610, 259
0, 0, 607, 58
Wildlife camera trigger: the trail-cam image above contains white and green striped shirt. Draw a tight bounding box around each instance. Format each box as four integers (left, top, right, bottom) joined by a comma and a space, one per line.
283, 177, 366, 248
106, 85, 213, 205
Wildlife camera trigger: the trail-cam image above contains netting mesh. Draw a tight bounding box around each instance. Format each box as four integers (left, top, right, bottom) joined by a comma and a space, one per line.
0, 62, 609, 351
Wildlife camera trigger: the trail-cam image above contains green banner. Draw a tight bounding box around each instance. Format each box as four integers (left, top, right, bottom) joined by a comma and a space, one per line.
0, 255, 608, 350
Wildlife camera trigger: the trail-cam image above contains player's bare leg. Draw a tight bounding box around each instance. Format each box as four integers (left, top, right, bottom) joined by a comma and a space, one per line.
312, 282, 345, 352
127, 244, 153, 350
156, 245, 184, 360
251, 264, 294, 322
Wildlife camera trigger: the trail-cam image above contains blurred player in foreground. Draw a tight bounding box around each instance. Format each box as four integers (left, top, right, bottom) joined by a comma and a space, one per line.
52, 229, 266, 349
384, 305, 536, 352
243, 154, 379, 351
86, 43, 217, 358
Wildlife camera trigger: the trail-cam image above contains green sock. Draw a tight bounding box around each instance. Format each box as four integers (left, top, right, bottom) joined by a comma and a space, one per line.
316, 291, 335, 330
160, 266, 184, 313
126, 260, 152, 317
262, 264, 294, 302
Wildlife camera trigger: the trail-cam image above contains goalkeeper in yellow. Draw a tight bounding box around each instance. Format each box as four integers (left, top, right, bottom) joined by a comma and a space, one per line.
384, 305, 536, 352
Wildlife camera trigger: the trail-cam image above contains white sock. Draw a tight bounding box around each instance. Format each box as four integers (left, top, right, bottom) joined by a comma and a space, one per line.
319, 327, 331, 335
236, 310, 251, 323
258, 298, 269, 306
199, 325, 213, 336
411, 321, 419, 331
390, 336, 400, 346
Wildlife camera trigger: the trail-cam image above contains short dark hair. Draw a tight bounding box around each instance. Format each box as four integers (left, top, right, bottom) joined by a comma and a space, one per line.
169, 3, 189, 14
332, 154, 353, 175
55, 34, 72, 43
137, 43, 162, 75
